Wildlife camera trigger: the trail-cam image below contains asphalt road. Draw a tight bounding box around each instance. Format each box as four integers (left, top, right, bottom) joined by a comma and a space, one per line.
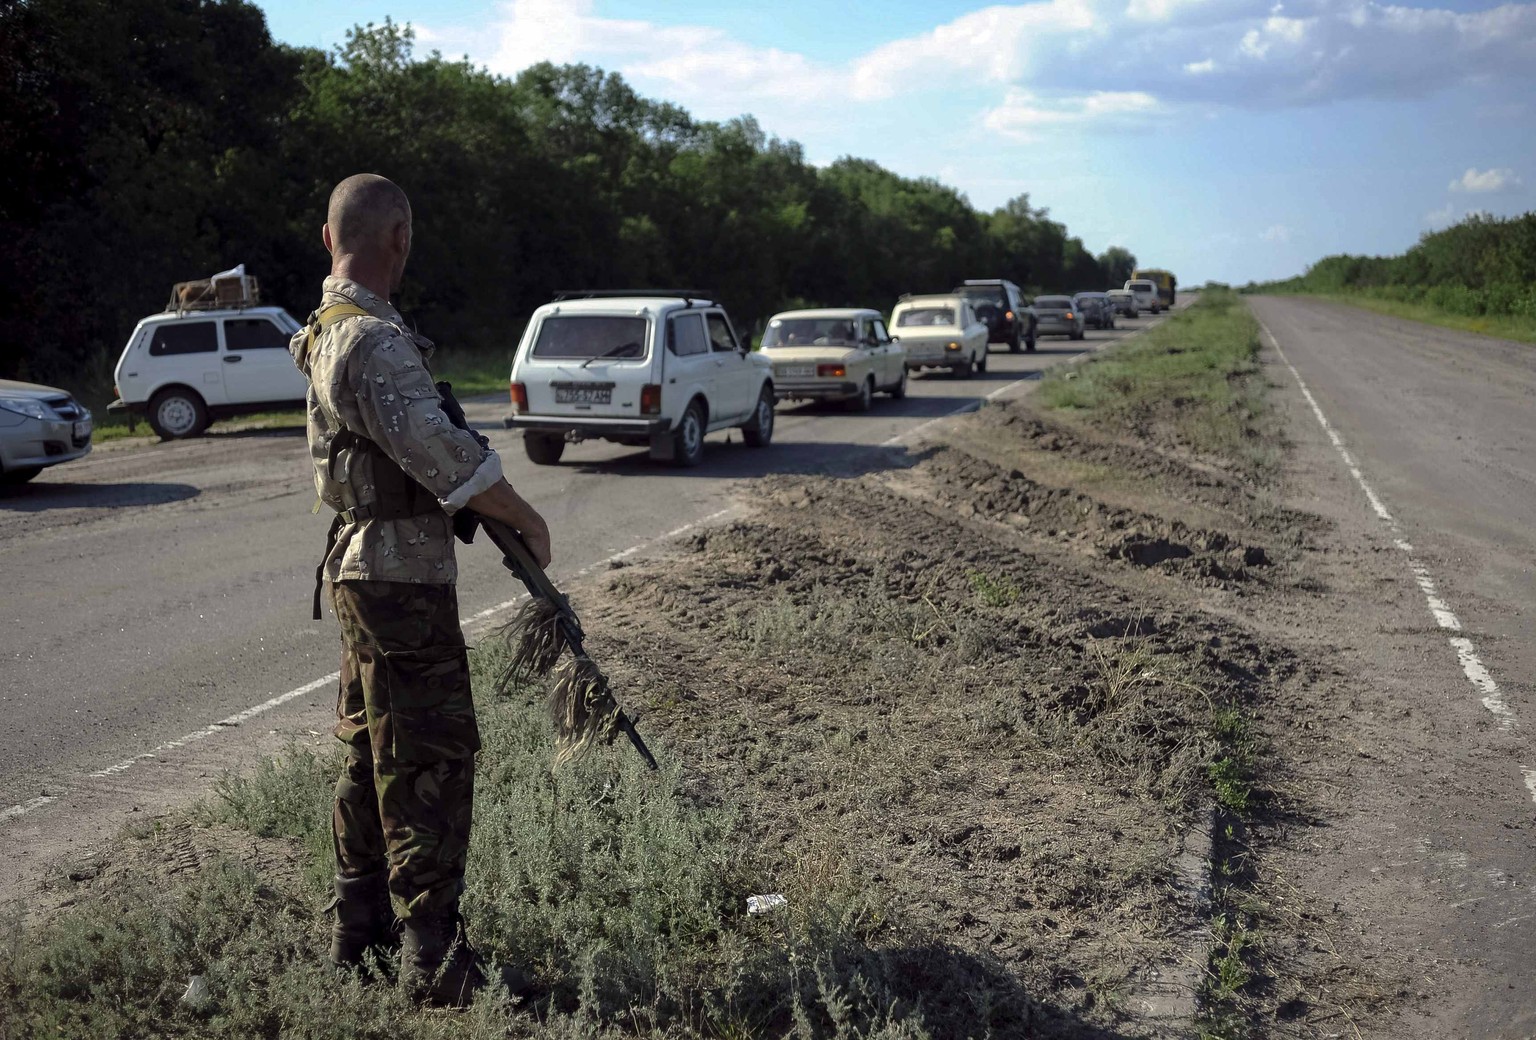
0, 315, 1163, 896
1252, 296, 1534, 1038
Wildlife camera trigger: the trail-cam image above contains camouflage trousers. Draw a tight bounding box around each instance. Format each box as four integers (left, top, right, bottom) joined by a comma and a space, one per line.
330, 580, 481, 919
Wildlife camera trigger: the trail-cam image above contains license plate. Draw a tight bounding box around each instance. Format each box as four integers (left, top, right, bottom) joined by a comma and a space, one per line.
554, 386, 612, 405
780, 365, 814, 377
73, 419, 92, 439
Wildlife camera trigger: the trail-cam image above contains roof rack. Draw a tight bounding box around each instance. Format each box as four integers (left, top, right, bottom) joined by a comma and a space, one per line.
552, 289, 716, 307
165, 270, 261, 314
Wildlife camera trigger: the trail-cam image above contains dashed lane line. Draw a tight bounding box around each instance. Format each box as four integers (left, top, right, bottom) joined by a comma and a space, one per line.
1, 507, 740, 827
1258, 317, 1529, 800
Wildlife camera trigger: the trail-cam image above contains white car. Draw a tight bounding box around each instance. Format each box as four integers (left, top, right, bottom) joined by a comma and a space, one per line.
1106, 289, 1139, 318
110, 305, 306, 438
0, 379, 92, 484
890, 294, 990, 377
1124, 279, 1161, 315
760, 308, 906, 410
504, 291, 774, 467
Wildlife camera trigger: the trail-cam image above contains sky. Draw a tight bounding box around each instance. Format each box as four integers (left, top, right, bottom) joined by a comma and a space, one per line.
256, 0, 1536, 285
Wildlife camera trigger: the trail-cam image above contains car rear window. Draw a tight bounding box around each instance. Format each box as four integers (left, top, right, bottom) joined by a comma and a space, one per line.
959, 288, 1006, 309
148, 322, 217, 356
763, 318, 859, 347
1036, 299, 1070, 310
896, 307, 956, 327
531, 316, 647, 360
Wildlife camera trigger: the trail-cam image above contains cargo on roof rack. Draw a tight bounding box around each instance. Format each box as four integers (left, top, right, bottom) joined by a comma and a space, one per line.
551, 289, 716, 305
165, 265, 262, 314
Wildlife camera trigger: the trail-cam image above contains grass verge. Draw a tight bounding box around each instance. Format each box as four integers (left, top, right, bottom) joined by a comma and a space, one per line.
1038, 290, 1270, 474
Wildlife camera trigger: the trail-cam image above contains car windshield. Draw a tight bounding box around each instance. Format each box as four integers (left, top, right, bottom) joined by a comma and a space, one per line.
762, 317, 859, 347
896, 307, 956, 327
530, 316, 647, 359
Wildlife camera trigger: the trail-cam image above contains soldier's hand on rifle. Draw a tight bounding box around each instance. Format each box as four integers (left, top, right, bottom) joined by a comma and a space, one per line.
467, 480, 553, 567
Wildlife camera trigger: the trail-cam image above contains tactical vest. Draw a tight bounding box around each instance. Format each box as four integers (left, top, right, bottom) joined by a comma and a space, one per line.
307, 302, 443, 618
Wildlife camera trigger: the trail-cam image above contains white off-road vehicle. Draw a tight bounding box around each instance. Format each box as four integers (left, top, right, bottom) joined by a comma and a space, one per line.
109, 270, 306, 439
504, 291, 775, 467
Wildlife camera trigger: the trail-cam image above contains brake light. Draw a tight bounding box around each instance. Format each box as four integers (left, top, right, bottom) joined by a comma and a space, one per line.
1004, 311, 1014, 321
945, 342, 961, 352
509, 382, 528, 413
1065, 312, 1074, 320
640, 383, 662, 415
816, 364, 846, 378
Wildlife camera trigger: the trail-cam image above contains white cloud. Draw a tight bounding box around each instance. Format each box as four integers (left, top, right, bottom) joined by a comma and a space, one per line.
1424, 202, 1457, 228
1448, 167, 1521, 193
1259, 224, 1291, 243
983, 88, 1162, 141
418, 0, 1536, 130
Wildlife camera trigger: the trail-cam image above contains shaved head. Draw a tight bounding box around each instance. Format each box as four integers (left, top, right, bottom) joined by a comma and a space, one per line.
324, 174, 412, 293
326, 174, 411, 254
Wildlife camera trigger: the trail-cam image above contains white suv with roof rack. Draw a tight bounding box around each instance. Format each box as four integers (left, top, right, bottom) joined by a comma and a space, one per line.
109, 268, 307, 439
503, 291, 775, 467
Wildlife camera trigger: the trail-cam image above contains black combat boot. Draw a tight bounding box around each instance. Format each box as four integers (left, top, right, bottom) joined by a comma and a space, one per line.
400, 907, 487, 1007
326, 872, 398, 969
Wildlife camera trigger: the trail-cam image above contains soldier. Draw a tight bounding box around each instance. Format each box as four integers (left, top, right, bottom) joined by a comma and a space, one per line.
290, 173, 552, 1006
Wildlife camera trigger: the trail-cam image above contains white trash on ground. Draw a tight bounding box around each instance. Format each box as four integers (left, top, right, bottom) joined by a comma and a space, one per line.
746, 893, 788, 914
180, 974, 210, 1009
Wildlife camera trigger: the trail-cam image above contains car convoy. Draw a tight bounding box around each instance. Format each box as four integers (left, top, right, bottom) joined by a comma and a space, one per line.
0, 269, 1170, 486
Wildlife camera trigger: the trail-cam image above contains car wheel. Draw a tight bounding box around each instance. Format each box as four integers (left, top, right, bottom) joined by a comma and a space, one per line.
1, 465, 42, 485
1009, 329, 1022, 354
889, 367, 908, 399
846, 376, 875, 413
975, 347, 988, 373
147, 387, 208, 439
1025, 326, 1037, 353
741, 387, 775, 446
523, 432, 565, 465
671, 401, 706, 467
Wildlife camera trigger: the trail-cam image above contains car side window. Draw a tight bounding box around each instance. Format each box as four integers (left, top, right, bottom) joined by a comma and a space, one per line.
706, 313, 739, 353
871, 319, 890, 343
148, 322, 217, 356
667, 313, 709, 357
223, 318, 289, 351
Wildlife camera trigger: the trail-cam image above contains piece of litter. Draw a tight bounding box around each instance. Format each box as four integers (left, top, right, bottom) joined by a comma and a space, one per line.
180, 974, 210, 1009
747, 893, 788, 915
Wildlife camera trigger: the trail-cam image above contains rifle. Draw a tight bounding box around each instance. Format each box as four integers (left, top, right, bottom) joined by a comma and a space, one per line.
436, 382, 658, 771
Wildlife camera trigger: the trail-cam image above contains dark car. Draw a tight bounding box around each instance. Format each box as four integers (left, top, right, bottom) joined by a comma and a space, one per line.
955, 279, 1037, 353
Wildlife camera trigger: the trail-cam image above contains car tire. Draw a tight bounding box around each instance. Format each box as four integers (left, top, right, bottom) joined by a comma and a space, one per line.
1025, 326, 1037, 353
975, 348, 988, 374
1008, 329, 1022, 354
147, 387, 208, 440
741, 387, 775, 446
954, 356, 974, 378
671, 401, 706, 467
888, 367, 908, 399
523, 432, 565, 466
846, 376, 874, 413
1, 465, 42, 485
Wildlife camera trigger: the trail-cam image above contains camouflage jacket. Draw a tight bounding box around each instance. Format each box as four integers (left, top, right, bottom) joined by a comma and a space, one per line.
290, 277, 502, 584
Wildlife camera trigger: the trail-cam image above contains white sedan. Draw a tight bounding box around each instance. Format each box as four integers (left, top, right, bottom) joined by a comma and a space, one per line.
890, 294, 990, 377
760, 308, 907, 410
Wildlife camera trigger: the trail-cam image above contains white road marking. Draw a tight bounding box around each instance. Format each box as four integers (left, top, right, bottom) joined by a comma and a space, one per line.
2, 507, 741, 825
0, 796, 56, 823
1258, 317, 1529, 800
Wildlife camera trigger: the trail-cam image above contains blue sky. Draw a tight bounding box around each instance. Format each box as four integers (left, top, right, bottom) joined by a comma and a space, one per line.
256, 0, 1536, 285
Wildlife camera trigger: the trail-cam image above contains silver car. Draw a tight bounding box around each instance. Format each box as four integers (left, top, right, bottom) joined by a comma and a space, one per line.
0, 379, 93, 484
1072, 292, 1116, 330
1033, 296, 1086, 340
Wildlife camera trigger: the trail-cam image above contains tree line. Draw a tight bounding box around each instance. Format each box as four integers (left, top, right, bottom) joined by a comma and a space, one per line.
1248, 211, 1536, 321
2, 0, 1141, 398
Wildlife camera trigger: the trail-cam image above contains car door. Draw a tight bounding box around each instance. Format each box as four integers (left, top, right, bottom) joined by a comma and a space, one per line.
704, 311, 754, 422
665, 312, 716, 422
220, 315, 307, 404
869, 317, 897, 387
145, 319, 226, 405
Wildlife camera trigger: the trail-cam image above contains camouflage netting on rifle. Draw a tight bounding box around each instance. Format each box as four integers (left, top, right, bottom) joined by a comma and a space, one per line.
494, 598, 567, 690
547, 656, 624, 768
